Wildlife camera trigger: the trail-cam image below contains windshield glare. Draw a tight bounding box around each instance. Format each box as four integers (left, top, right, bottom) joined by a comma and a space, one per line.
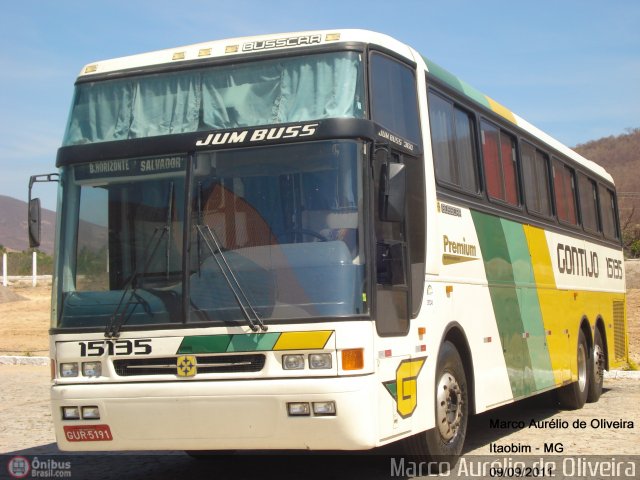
57, 140, 366, 329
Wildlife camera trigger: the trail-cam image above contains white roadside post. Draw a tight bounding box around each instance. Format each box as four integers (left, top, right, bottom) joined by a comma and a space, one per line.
32, 251, 37, 287
2, 253, 7, 287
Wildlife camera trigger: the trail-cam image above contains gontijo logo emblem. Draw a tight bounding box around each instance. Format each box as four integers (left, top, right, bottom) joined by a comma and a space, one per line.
383, 357, 427, 418
177, 355, 197, 377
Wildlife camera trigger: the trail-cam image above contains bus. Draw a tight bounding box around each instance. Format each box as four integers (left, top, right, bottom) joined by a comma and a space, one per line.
28, 29, 627, 462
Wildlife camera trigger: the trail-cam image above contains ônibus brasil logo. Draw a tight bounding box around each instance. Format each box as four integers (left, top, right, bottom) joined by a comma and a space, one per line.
7, 456, 30, 478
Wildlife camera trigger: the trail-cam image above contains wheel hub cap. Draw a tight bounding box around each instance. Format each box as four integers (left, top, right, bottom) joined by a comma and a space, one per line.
593, 344, 604, 385
577, 342, 587, 391
436, 373, 463, 442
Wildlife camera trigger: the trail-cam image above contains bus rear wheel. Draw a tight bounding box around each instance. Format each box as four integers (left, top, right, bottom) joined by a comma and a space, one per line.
587, 328, 605, 403
404, 341, 468, 468
557, 329, 589, 410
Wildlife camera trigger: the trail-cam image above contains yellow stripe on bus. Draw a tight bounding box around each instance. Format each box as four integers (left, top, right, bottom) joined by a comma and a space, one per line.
524, 225, 571, 385
273, 331, 333, 350
523, 225, 626, 381
486, 96, 516, 124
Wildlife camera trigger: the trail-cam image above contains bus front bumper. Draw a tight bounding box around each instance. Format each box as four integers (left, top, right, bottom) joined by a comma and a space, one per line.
51, 375, 379, 451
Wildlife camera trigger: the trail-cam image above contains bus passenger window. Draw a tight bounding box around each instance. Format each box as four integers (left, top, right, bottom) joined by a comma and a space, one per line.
481, 121, 518, 206
599, 185, 619, 239
578, 174, 599, 232
521, 142, 552, 216
428, 91, 479, 193
552, 159, 578, 225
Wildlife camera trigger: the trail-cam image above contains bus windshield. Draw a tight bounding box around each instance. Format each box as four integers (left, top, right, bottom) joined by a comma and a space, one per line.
56, 140, 366, 329
63, 51, 364, 146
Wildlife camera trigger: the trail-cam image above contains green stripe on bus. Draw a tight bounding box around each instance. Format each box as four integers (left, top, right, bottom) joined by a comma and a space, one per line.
424, 57, 491, 109
177, 335, 233, 354
500, 219, 555, 391
227, 333, 280, 352
471, 211, 532, 398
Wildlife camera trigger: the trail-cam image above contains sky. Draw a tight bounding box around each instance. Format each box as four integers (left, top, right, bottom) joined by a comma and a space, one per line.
1, 0, 638, 210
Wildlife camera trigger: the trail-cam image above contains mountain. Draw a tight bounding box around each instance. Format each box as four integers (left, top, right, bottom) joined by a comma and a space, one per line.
574, 128, 640, 226
0, 195, 56, 254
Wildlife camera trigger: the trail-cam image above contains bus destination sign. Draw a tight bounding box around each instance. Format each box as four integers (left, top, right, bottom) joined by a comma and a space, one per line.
75, 156, 185, 181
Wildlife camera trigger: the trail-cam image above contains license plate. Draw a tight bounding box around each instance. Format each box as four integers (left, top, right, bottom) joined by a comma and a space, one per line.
64, 425, 113, 442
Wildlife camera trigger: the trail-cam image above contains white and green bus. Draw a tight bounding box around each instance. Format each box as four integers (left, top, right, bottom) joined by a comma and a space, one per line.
29, 29, 627, 461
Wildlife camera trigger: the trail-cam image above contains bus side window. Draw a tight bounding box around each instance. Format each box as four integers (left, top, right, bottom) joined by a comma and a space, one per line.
578, 174, 599, 232
599, 185, 619, 240
552, 158, 578, 225
481, 120, 519, 206
428, 90, 480, 194
369, 52, 421, 144
521, 142, 552, 217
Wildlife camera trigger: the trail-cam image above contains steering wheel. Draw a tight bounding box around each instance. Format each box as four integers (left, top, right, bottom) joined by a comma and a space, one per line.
288, 228, 329, 242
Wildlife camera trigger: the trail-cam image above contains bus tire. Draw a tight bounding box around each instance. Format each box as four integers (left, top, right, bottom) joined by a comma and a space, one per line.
557, 329, 589, 410
587, 328, 605, 403
404, 341, 468, 468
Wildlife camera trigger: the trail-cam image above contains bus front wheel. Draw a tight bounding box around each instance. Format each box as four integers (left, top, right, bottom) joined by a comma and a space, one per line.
404, 340, 468, 467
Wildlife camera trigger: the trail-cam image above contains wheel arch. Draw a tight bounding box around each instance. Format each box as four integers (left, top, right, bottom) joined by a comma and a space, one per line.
579, 315, 593, 352
441, 322, 476, 415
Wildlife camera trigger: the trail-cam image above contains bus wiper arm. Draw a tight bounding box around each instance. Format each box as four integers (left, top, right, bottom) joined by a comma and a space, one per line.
104, 226, 167, 338
196, 224, 267, 332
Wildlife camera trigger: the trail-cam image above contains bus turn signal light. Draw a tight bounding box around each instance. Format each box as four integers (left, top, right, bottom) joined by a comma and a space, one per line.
341, 348, 364, 370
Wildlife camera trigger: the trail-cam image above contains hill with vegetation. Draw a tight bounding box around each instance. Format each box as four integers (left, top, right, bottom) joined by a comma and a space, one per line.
574, 128, 640, 257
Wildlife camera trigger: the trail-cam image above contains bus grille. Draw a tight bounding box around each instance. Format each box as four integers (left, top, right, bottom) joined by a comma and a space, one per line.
113, 354, 266, 376
612, 300, 626, 360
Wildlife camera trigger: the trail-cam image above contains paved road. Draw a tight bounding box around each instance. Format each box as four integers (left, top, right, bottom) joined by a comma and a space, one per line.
1, 365, 638, 479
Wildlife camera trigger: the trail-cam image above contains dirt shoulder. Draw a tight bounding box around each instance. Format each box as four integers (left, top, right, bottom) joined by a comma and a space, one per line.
0, 284, 51, 356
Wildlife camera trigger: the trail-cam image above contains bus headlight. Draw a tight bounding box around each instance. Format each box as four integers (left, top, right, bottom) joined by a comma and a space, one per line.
81, 406, 101, 420
312, 401, 336, 416
62, 406, 80, 420
60, 363, 79, 378
309, 353, 332, 369
282, 354, 305, 370
82, 362, 102, 377
287, 402, 311, 416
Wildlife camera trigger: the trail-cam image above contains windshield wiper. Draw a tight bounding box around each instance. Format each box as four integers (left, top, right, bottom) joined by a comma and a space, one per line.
104, 226, 168, 338
196, 224, 267, 332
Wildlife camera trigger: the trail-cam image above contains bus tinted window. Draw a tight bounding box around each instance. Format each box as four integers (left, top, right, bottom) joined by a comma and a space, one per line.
428, 91, 479, 193
599, 185, 619, 239
481, 120, 518, 206
521, 142, 552, 216
552, 158, 578, 225
370, 53, 421, 144
578, 174, 599, 232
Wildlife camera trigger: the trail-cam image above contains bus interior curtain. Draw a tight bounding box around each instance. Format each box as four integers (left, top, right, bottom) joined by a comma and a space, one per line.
63, 53, 362, 146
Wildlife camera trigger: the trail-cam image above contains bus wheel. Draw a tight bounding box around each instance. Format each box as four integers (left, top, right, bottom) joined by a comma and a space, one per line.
558, 329, 589, 410
587, 328, 605, 403
404, 341, 468, 468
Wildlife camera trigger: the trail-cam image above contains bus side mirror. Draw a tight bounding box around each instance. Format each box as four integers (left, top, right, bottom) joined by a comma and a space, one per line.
28, 173, 59, 249
28, 198, 42, 248
380, 162, 406, 223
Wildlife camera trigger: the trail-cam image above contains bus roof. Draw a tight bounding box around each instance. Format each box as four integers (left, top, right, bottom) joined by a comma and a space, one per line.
77, 29, 613, 184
